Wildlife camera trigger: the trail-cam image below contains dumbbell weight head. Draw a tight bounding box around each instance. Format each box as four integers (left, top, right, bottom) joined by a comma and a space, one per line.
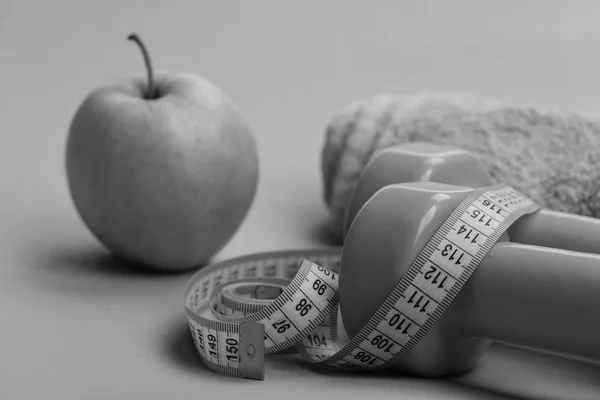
340, 181, 508, 377
344, 141, 600, 256
344, 142, 494, 239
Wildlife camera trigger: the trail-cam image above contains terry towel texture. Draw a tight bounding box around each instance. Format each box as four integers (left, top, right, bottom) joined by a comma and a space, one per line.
321, 93, 600, 243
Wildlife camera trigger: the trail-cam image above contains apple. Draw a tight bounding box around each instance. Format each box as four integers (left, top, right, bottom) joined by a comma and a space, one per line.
65, 33, 259, 272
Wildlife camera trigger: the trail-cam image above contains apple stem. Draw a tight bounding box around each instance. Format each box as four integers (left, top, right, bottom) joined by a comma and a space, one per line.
127, 33, 156, 99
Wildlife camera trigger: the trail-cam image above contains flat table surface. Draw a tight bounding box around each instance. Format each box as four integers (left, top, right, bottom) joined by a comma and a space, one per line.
2, 1, 600, 399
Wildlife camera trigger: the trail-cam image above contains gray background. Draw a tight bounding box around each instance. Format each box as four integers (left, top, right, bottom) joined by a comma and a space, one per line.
1, 1, 600, 399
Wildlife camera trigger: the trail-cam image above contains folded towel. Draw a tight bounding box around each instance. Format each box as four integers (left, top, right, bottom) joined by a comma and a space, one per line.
321, 93, 600, 243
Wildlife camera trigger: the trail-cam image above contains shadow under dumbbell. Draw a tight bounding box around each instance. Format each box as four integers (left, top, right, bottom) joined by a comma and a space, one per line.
288, 342, 600, 400
450, 343, 600, 400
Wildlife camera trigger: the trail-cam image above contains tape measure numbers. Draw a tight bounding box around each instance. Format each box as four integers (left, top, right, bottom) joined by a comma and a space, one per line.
184, 250, 342, 379
184, 185, 540, 380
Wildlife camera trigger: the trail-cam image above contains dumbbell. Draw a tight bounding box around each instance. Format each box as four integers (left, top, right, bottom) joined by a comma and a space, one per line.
339, 181, 600, 377
343, 142, 600, 255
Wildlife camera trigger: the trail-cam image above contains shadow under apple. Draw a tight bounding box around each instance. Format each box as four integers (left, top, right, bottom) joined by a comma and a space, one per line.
25, 241, 203, 302
41, 244, 203, 277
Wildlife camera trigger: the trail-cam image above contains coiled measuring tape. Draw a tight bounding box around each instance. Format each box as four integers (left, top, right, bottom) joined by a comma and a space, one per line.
184, 185, 540, 380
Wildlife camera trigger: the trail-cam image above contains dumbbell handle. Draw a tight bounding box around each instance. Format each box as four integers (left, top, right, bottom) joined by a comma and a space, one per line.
348, 188, 600, 255
463, 241, 600, 362
510, 209, 600, 254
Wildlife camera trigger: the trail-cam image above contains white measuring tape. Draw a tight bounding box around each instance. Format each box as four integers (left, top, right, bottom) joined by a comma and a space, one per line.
184, 185, 540, 380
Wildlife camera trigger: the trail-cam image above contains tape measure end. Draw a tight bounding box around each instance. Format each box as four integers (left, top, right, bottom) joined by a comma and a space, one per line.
239, 322, 265, 380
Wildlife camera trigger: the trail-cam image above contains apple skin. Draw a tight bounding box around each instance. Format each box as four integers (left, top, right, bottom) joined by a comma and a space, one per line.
65, 71, 259, 272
